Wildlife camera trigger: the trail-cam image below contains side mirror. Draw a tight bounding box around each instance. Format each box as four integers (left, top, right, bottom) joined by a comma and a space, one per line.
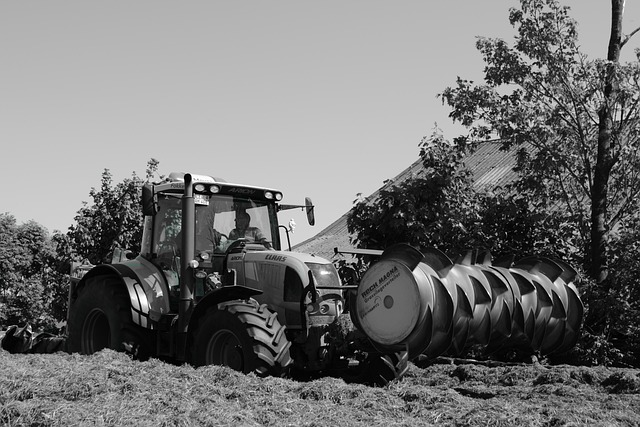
305, 197, 315, 226
142, 183, 158, 216
277, 198, 315, 225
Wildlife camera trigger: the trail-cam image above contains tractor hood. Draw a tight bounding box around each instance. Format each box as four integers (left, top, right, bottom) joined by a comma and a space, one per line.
226, 249, 345, 329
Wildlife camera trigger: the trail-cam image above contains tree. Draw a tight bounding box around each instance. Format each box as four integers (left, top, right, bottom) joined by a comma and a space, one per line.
347, 128, 481, 256
67, 159, 160, 265
440, 0, 639, 314
347, 127, 545, 261
346, 0, 639, 365
0, 214, 67, 332
0, 214, 26, 303
436, 0, 640, 363
0, 160, 161, 332
591, 0, 640, 285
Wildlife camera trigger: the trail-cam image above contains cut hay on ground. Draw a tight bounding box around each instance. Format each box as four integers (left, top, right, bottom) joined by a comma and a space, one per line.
1, 349, 639, 426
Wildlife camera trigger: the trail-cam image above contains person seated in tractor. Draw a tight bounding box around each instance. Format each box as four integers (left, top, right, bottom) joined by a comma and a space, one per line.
229, 211, 267, 243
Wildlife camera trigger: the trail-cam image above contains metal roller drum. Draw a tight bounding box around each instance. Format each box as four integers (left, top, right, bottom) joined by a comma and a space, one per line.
354, 244, 583, 360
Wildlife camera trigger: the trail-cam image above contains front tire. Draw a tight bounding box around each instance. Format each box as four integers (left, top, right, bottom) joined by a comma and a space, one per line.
191, 300, 292, 377
67, 276, 150, 359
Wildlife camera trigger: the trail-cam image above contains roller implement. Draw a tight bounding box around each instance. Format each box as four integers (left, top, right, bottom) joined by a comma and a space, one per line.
347, 244, 583, 361
24, 171, 582, 386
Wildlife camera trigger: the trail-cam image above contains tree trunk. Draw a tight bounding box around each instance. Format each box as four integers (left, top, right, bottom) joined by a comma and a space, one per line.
590, 0, 623, 286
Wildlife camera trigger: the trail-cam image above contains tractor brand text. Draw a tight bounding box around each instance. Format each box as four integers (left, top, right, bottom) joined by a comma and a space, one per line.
227, 188, 257, 195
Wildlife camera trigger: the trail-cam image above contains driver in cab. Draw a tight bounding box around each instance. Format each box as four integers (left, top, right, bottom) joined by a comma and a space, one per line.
229, 211, 267, 244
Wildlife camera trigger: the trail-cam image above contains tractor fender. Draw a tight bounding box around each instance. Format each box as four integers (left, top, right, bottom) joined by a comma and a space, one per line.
187, 285, 263, 335
71, 256, 171, 329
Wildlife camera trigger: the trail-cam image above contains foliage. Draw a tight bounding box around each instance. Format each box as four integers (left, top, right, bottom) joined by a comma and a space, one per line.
438, 0, 640, 364
346, 0, 640, 366
67, 159, 159, 265
440, 0, 640, 274
576, 214, 640, 367
473, 192, 541, 259
346, 127, 572, 263
0, 215, 67, 333
348, 128, 481, 257
1, 160, 159, 332
67, 170, 143, 264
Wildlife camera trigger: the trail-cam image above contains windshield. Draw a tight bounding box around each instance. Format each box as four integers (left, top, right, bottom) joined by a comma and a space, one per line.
195, 194, 278, 252
150, 192, 280, 258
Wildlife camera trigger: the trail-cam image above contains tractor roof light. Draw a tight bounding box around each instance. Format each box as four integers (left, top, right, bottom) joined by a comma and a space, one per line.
210, 185, 221, 194
194, 184, 206, 192
265, 191, 283, 201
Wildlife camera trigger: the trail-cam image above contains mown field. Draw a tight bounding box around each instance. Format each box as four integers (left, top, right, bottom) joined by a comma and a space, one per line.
1, 348, 639, 426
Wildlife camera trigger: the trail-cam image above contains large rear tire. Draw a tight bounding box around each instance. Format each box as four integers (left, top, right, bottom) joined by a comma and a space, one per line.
67, 276, 151, 359
192, 300, 292, 377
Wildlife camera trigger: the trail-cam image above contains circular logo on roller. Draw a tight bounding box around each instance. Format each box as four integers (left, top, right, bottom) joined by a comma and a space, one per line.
356, 259, 421, 345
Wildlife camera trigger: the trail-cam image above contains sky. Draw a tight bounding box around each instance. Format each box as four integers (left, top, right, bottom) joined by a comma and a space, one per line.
1, 1, 638, 247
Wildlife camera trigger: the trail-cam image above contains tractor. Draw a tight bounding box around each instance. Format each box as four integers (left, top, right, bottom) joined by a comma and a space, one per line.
64, 172, 584, 386
65, 172, 406, 385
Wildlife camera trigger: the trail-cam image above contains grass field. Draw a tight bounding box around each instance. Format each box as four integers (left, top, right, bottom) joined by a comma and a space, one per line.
1, 349, 639, 426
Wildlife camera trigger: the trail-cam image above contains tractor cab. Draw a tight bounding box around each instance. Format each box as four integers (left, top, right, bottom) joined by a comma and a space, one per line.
140, 173, 285, 300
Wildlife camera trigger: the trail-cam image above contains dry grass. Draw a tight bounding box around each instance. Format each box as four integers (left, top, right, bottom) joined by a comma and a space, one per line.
1, 349, 639, 426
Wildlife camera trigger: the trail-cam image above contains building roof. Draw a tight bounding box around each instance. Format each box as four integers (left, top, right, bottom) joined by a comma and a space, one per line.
292, 141, 519, 260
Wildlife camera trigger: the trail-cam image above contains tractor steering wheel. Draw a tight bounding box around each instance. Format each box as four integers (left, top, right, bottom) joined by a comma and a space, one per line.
225, 238, 247, 255
214, 231, 228, 246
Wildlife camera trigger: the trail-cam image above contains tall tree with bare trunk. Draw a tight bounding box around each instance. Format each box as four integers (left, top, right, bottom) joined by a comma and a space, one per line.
438, 0, 640, 352
591, 0, 639, 285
